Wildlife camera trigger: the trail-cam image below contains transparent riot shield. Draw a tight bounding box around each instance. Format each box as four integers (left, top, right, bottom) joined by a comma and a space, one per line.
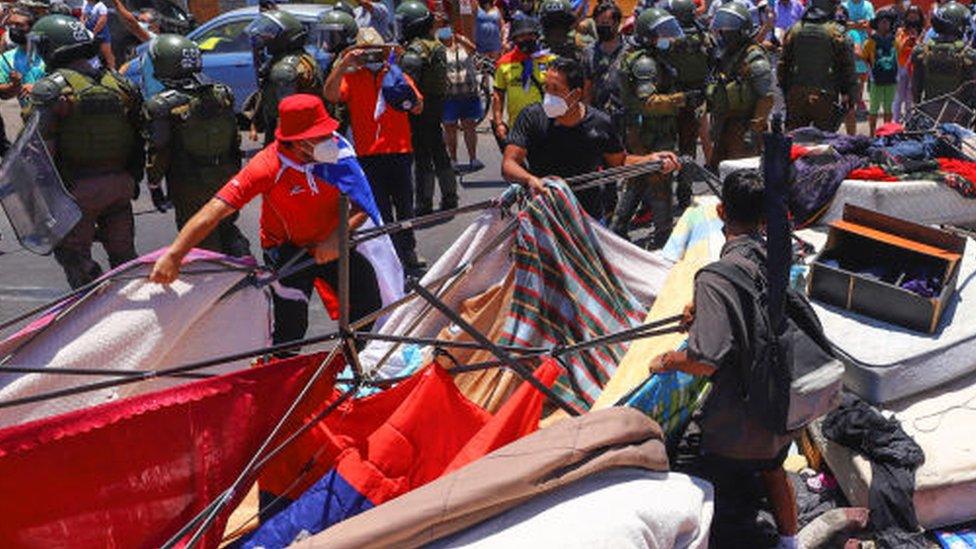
0, 112, 81, 255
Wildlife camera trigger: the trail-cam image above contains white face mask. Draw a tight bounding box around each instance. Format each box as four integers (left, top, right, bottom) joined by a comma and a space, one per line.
313, 137, 340, 163
542, 93, 569, 118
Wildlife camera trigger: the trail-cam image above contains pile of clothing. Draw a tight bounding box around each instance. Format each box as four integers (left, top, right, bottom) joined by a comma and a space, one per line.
787, 124, 976, 227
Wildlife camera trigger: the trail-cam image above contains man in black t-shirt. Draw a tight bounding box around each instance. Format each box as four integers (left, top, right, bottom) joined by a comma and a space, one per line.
502, 56, 679, 220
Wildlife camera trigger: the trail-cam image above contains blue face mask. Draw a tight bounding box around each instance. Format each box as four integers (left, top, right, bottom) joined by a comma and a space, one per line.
656, 37, 671, 50
365, 61, 384, 72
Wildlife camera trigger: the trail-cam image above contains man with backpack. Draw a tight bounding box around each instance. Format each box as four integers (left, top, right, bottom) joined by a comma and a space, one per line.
650, 170, 809, 549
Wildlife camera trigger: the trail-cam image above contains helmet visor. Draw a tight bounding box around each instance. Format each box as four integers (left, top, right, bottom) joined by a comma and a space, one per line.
245, 15, 284, 49
316, 23, 349, 52
710, 8, 749, 31
650, 15, 685, 39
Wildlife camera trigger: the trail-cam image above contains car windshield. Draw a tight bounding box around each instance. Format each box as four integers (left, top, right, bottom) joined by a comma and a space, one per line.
195, 15, 319, 54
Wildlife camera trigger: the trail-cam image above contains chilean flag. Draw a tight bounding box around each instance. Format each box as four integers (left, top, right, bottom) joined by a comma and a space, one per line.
310, 135, 404, 319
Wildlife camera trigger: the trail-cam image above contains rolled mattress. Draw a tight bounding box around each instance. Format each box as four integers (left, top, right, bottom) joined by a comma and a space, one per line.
809, 370, 976, 529
718, 157, 976, 227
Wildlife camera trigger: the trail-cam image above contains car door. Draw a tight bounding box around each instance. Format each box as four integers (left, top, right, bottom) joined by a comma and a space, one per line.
192, 17, 256, 112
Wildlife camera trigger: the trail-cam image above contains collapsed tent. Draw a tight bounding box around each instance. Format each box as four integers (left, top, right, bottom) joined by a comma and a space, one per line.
359, 182, 672, 412
299, 407, 713, 549
0, 249, 272, 428
0, 183, 705, 547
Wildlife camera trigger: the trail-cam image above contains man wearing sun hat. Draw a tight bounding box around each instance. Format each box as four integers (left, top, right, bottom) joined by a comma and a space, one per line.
149, 93, 383, 346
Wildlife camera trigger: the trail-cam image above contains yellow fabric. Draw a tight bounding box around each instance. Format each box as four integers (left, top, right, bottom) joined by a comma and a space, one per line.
493, 53, 555, 126
592, 201, 723, 410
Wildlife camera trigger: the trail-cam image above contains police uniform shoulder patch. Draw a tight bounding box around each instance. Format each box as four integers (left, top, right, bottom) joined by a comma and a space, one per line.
270, 55, 302, 85
30, 74, 69, 105
146, 89, 190, 119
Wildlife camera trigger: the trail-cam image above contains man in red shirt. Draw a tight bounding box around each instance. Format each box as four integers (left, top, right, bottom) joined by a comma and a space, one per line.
149, 94, 382, 345
324, 32, 427, 269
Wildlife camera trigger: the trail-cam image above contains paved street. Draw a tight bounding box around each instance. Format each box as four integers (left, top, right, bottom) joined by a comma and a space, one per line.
0, 97, 509, 339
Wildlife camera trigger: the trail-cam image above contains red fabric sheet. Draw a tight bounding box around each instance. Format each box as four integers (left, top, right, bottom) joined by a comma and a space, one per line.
0, 352, 342, 548
847, 165, 899, 181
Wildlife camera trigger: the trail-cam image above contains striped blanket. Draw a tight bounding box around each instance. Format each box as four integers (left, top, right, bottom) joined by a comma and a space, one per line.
500, 182, 647, 409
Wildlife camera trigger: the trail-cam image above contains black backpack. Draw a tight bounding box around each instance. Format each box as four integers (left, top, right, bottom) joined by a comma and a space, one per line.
699, 258, 844, 435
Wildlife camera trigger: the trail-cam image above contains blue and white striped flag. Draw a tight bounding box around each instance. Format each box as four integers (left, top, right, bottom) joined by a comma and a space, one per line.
311, 135, 404, 317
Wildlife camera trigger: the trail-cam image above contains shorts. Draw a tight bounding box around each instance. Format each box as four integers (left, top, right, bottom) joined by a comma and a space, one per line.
869, 82, 896, 115
443, 95, 483, 122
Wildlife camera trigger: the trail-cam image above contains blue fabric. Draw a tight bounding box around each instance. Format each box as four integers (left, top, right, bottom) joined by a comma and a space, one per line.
139, 51, 165, 99
0, 47, 45, 107
380, 58, 420, 113
443, 95, 484, 121
241, 469, 375, 548
311, 134, 384, 226
476, 7, 503, 53
624, 368, 709, 443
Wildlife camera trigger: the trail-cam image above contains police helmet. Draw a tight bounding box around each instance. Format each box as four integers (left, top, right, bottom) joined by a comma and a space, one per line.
932, 1, 972, 39
150, 33, 203, 82
539, 0, 576, 27
245, 10, 308, 56
635, 7, 685, 47
710, 1, 752, 49
28, 14, 97, 67
395, 0, 434, 42
665, 0, 697, 28
510, 12, 542, 39
317, 8, 358, 53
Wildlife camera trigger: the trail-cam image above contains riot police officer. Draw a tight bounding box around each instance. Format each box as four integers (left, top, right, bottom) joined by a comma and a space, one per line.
539, 0, 583, 62
317, 7, 360, 133
27, 14, 143, 289
777, 0, 857, 131
143, 34, 250, 257
707, 2, 773, 169
247, 9, 325, 145
663, 0, 712, 207
612, 7, 689, 247
396, 0, 458, 215
911, 1, 976, 106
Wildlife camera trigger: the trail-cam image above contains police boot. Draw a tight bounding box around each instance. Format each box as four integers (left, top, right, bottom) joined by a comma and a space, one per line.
53, 247, 103, 289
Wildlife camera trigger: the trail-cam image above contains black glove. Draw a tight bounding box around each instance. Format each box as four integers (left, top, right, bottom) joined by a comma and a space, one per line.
149, 184, 168, 213
683, 89, 705, 109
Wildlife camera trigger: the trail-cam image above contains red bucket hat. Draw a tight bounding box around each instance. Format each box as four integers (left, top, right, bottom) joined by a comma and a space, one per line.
275, 94, 339, 142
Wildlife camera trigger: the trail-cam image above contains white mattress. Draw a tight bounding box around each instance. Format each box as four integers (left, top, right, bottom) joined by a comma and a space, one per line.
718, 157, 976, 227
430, 469, 714, 549
810, 369, 976, 530
812, 238, 976, 404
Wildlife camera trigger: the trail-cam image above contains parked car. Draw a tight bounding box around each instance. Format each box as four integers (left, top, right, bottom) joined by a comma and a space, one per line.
120, 4, 333, 113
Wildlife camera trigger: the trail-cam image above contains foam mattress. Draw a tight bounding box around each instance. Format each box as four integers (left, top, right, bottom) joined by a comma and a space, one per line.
811, 238, 976, 404
809, 370, 976, 530
718, 157, 976, 227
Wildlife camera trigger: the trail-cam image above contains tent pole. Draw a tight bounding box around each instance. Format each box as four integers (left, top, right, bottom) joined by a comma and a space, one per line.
407, 279, 581, 416
172, 342, 346, 548
367, 217, 519, 376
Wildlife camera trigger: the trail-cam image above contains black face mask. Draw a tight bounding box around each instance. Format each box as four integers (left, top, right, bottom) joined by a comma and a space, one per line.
516, 39, 538, 54
596, 24, 616, 42
8, 27, 27, 46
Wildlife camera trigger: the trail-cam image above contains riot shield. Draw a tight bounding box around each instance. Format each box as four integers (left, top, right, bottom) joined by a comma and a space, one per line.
0, 112, 81, 255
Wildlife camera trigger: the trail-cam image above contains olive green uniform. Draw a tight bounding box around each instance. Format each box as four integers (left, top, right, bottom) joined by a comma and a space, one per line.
144, 83, 250, 256
402, 37, 458, 214
777, 13, 857, 131
665, 26, 712, 158
911, 38, 976, 106
255, 51, 325, 145
708, 43, 774, 169
612, 49, 685, 244
29, 66, 144, 288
